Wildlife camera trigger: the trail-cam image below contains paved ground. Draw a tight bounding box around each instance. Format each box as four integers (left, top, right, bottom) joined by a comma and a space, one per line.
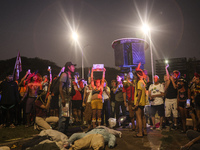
0, 125, 190, 150
113, 127, 189, 150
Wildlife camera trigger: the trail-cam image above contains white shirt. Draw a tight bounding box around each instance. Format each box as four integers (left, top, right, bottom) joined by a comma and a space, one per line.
148, 83, 164, 105
86, 86, 92, 103
102, 86, 110, 102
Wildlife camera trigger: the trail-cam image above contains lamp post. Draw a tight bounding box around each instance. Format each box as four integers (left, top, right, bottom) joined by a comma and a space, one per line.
72, 32, 86, 79
142, 24, 154, 83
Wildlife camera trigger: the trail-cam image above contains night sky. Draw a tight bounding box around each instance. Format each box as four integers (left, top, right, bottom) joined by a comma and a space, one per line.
0, 0, 200, 72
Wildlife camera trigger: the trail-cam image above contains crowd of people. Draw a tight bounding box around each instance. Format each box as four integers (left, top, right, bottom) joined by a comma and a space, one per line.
0, 61, 200, 149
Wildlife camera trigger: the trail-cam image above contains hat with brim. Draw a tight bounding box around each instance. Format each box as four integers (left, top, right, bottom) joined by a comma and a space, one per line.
65, 62, 76, 68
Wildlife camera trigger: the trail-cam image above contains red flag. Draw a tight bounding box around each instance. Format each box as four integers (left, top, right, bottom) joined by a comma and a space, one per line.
13, 51, 22, 80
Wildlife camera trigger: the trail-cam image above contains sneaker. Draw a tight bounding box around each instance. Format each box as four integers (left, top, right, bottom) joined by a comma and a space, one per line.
9, 124, 16, 128
180, 130, 186, 133
156, 126, 162, 130
150, 126, 156, 130
0, 124, 4, 129
172, 125, 177, 130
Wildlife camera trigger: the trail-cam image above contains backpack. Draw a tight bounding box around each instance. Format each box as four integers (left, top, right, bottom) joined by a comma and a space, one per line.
50, 75, 62, 96
50, 73, 76, 97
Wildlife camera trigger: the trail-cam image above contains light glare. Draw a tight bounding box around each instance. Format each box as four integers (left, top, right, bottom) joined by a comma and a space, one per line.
142, 24, 150, 34
72, 32, 78, 41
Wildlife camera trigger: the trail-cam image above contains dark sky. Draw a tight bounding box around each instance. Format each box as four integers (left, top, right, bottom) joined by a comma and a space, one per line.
0, 0, 200, 72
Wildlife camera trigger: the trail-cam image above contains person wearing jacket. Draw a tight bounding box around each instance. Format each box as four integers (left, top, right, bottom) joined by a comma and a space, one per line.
0, 72, 20, 128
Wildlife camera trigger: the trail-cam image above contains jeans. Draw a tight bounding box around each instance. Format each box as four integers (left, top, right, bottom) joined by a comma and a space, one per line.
115, 101, 126, 121
58, 98, 70, 133
110, 101, 115, 118
101, 99, 111, 126
58, 116, 69, 133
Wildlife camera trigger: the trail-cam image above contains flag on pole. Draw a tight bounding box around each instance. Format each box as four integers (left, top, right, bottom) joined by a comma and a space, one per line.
13, 51, 22, 80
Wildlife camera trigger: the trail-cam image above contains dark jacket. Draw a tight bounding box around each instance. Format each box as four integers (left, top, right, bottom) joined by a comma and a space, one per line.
0, 80, 20, 105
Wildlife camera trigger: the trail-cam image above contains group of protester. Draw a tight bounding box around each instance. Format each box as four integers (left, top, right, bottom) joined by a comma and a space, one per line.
1, 61, 200, 149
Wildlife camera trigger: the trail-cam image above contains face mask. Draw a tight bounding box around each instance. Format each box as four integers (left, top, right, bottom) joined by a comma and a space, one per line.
177, 84, 183, 89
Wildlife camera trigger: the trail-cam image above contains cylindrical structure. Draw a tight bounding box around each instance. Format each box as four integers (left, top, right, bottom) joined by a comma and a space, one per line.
112, 38, 149, 69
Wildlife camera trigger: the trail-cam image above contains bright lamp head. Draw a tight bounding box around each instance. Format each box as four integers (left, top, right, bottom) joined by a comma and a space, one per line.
72, 32, 78, 41
142, 24, 150, 34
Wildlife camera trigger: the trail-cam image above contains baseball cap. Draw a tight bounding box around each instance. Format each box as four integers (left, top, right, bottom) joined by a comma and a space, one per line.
65, 62, 76, 68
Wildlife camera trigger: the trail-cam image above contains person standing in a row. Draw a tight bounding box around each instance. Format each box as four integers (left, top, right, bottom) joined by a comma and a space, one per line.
0, 72, 20, 128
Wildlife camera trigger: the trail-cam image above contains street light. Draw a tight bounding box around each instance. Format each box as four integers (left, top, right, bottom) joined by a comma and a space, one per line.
141, 24, 154, 83
72, 32, 84, 79
72, 32, 78, 41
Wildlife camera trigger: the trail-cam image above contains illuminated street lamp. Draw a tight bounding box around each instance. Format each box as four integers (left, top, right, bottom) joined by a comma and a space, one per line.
72, 32, 78, 41
141, 24, 154, 83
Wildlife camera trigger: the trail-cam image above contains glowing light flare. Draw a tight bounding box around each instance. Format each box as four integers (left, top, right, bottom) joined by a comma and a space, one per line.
141, 24, 150, 35
72, 32, 78, 41
165, 60, 168, 64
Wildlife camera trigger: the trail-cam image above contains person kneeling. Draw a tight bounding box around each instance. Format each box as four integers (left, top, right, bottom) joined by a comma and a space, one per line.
35, 91, 59, 130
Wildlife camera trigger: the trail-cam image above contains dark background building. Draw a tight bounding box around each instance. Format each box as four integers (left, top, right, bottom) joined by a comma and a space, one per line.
155, 57, 200, 82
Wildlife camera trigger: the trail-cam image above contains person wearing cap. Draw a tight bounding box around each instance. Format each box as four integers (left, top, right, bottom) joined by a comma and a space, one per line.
0, 73, 20, 128
165, 64, 178, 130
58, 62, 76, 133
148, 75, 165, 130
122, 72, 136, 130
71, 72, 84, 125
133, 70, 147, 137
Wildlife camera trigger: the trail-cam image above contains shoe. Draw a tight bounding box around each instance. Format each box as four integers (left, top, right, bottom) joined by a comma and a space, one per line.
134, 134, 143, 138
25, 124, 31, 128
172, 125, 177, 130
156, 126, 162, 130
150, 126, 156, 130
9, 124, 16, 128
131, 128, 136, 131
143, 131, 147, 136
0, 124, 5, 129
180, 130, 186, 133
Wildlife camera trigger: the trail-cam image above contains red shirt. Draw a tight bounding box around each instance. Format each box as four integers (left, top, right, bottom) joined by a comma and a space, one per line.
72, 80, 84, 100
122, 85, 135, 101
